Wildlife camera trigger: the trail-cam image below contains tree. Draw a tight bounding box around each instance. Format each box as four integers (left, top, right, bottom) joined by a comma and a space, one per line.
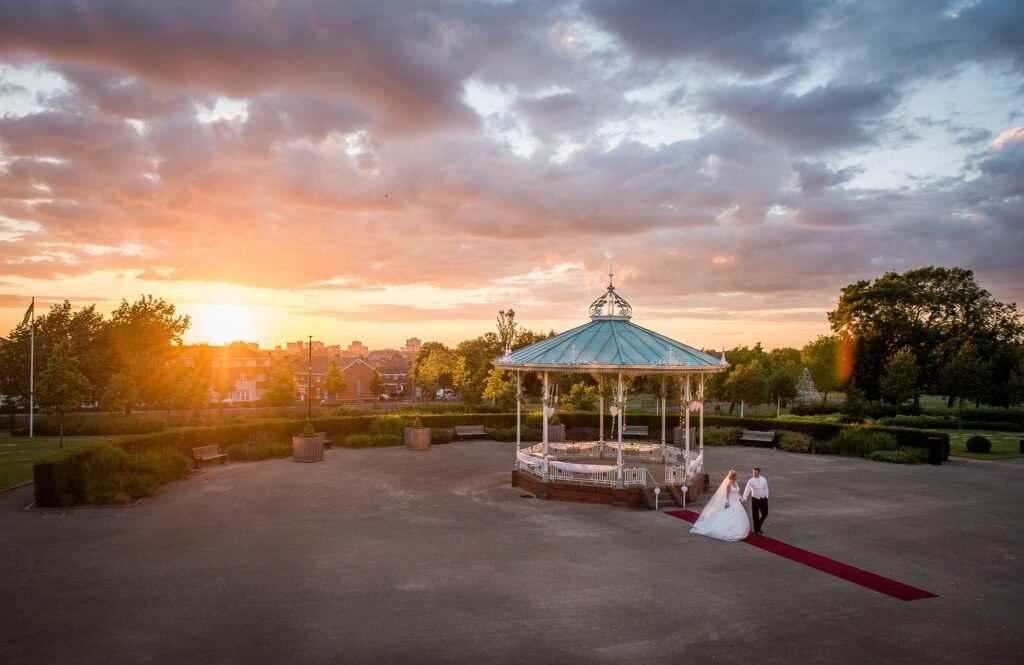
324, 360, 348, 400
415, 343, 468, 397
1007, 354, 1024, 407
879, 346, 920, 405
261, 364, 298, 406
109, 295, 190, 408
564, 381, 598, 411
939, 341, 989, 427
482, 368, 517, 410
828, 266, 1022, 400
801, 335, 845, 401
36, 339, 90, 448
724, 360, 770, 417
767, 368, 798, 417
101, 371, 138, 414
495, 309, 524, 351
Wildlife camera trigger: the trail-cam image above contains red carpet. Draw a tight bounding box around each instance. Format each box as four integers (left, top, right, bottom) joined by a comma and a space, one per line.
665, 509, 937, 602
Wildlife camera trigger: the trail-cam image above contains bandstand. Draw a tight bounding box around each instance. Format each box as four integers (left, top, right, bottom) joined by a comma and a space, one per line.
494, 276, 728, 508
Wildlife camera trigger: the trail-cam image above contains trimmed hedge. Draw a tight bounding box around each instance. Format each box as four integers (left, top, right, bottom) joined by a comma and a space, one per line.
32, 410, 952, 508
965, 435, 992, 453
14, 414, 168, 436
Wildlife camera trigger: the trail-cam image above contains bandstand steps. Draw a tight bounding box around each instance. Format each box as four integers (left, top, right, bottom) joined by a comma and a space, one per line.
668, 486, 686, 507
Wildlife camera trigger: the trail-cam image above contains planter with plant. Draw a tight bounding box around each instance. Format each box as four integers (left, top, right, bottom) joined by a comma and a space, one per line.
292, 422, 325, 462
405, 417, 431, 451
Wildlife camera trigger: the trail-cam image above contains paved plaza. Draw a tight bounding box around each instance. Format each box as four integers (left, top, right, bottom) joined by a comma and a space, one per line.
2, 441, 1021, 664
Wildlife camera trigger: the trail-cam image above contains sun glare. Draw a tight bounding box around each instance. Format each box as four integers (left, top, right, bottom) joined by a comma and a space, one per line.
190, 304, 258, 346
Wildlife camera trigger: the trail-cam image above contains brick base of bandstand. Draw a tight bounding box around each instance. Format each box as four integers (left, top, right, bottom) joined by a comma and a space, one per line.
513, 470, 710, 508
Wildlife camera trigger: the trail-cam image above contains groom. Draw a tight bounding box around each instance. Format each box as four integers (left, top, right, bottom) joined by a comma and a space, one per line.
742, 467, 769, 535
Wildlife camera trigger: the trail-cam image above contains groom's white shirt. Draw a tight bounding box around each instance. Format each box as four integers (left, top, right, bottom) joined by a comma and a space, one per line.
743, 476, 768, 500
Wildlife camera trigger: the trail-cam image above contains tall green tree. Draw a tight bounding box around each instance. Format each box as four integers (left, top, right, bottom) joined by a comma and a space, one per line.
101, 371, 138, 414
482, 368, 518, 410
828, 266, 1022, 401
261, 364, 297, 406
801, 335, 845, 401
879, 346, 920, 405
109, 295, 191, 408
939, 341, 989, 426
324, 360, 348, 400
36, 339, 91, 447
724, 360, 770, 417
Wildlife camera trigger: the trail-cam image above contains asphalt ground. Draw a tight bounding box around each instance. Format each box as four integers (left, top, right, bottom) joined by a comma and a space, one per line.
1, 442, 1021, 665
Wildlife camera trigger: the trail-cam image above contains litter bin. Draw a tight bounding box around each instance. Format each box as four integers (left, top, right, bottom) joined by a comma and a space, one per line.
928, 437, 943, 466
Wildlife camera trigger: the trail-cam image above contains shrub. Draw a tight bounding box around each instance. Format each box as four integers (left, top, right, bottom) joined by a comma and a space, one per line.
14, 414, 168, 436
412, 417, 423, 429
225, 431, 291, 461
369, 415, 411, 437
778, 431, 812, 453
965, 435, 992, 453
828, 429, 899, 458
869, 449, 917, 464
791, 402, 843, 416
487, 427, 542, 442
344, 433, 403, 448
431, 428, 454, 444
123, 447, 191, 497
703, 427, 741, 446
82, 446, 132, 505
878, 415, 956, 429
302, 422, 315, 437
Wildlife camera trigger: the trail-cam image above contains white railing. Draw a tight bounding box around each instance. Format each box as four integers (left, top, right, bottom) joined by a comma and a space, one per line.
666, 464, 685, 486
548, 466, 617, 485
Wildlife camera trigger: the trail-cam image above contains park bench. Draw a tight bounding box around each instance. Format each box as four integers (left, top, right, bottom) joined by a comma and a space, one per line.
622, 425, 650, 438
315, 432, 334, 449
738, 430, 776, 448
192, 444, 228, 469
454, 425, 487, 439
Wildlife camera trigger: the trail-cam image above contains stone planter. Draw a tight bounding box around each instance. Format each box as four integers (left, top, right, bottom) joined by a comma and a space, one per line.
405, 427, 431, 451
292, 434, 324, 463
547, 424, 565, 443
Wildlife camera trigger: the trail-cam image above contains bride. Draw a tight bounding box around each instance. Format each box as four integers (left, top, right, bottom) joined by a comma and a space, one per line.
690, 470, 751, 541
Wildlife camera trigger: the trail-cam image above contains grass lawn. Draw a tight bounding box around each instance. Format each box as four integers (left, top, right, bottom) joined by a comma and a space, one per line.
947, 430, 1022, 459
0, 435, 129, 491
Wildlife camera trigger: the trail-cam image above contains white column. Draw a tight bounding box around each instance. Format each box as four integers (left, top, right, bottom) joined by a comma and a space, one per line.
598, 375, 605, 454
542, 371, 550, 481
515, 371, 522, 451
616, 372, 624, 488
684, 374, 691, 459
660, 375, 666, 447
698, 374, 706, 457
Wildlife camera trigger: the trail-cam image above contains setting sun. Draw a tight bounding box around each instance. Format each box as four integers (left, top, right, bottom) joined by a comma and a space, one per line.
188, 304, 259, 346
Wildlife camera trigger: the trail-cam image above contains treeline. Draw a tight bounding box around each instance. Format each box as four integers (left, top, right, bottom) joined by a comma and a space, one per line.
415, 267, 1024, 413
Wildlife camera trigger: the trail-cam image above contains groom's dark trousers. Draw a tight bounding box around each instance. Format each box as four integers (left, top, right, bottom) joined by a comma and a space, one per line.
751, 497, 768, 533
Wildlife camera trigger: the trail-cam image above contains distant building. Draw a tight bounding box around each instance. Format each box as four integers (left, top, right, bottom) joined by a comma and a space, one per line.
289, 356, 380, 401
402, 337, 421, 357
346, 340, 368, 357
286, 341, 305, 355
182, 343, 274, 403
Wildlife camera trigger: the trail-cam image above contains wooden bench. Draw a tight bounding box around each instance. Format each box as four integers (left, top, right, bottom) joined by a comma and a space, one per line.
622, 425, 649, 438
738, 430, 776, 448
454, 425, 487, 439
192, 444, 228, 469
315, 432, 334, 449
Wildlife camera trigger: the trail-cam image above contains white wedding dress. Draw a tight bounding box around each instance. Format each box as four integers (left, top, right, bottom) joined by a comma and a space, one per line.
690, 479, 751, 541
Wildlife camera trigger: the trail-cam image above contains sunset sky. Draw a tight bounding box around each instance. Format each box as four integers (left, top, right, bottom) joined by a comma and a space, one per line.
0, 1, 1021, 351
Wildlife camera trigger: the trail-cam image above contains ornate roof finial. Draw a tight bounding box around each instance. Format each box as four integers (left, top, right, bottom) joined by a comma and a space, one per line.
589, 266, 632, 319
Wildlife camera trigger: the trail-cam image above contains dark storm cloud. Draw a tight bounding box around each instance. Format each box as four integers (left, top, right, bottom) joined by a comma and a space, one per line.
704, 82, 902, 152
585, 0, 825, 76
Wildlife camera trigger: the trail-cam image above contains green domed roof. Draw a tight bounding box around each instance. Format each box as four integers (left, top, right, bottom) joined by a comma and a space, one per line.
493, 279, 726, 375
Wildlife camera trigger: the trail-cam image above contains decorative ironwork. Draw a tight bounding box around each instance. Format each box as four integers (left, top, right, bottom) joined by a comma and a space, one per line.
563, 343, 593, 365
656, 346, 683, 366
588, 273, 632, 318
494, 345, 514, 364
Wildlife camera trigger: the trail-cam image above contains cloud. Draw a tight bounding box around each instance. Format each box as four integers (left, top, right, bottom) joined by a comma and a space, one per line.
585, 0, 824, 76
704, 82, 902, 152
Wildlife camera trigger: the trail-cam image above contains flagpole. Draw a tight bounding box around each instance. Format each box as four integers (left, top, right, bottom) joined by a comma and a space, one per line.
29, 297, 34, 438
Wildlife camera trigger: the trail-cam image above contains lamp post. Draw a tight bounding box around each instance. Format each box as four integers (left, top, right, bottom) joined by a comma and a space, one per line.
307, 334, 312, 420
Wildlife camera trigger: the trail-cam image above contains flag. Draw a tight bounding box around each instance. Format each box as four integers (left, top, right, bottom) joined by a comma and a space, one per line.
21, 299, 33, 327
